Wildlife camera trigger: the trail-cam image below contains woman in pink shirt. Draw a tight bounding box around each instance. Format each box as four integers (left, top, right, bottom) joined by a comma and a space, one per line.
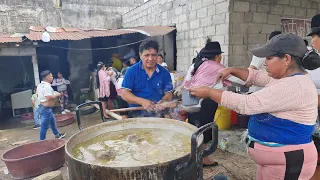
97, 62, 111, 119
190, 33, 320, 179
182, 40, 229, 167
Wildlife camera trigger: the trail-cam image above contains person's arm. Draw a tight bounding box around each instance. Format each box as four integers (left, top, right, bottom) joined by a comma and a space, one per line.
162, 93, 173, 102
121, 89, 153, 107
160, 71, 174, 102
191, 79, 302, 115
220, 68, 273, 87
45, 93, 60, 101
31, 96, 35, 107
51, 79, 64, 86
219, 67, 249, 82
43, 87, 60, 101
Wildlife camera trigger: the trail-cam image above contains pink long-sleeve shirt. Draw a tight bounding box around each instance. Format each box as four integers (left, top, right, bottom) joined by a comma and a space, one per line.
98, 70, 110, 98
183, 60, 232, 88
221, 69, 318, 126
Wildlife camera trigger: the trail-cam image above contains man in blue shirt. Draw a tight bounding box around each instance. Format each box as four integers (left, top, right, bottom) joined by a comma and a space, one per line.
121, 39, 173, 116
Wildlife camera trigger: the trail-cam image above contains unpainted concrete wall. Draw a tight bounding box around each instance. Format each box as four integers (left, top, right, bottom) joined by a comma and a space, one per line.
228, 0, 320, 67
122, 0, 231, 72
0, 0, 144, 33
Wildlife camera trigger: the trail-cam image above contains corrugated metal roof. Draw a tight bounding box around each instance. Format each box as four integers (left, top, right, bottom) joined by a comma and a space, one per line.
0, 37, 22, 43
81, 29, 137, 38
0, 26, 176, 43
26, 31, 90, 41
0, 34, 23, 43
126, 26, 176, 37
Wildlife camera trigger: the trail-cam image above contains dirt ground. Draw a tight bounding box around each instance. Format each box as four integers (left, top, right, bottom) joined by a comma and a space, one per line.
0, 112, 256, 180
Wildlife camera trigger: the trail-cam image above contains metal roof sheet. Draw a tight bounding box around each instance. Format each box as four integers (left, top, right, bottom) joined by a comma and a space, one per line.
0, 26, 176, 43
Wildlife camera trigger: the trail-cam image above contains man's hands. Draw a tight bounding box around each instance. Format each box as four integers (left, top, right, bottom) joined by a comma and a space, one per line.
141, 99, 156, 111
140, 99, 175, 111
54, 92, 62, 97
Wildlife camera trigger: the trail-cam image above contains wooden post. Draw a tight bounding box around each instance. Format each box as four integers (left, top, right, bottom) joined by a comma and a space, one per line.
32, 55, 40, 86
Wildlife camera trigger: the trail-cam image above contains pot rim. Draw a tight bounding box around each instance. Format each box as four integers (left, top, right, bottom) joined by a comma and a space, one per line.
65, 118, 200, 169
1, 139, 66, 162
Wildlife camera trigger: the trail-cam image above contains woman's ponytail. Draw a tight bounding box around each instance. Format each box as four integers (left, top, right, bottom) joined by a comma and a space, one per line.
301, 50, 320, 70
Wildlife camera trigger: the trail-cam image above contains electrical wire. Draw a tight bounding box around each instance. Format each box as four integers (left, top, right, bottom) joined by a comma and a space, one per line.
46, 39, 147, 51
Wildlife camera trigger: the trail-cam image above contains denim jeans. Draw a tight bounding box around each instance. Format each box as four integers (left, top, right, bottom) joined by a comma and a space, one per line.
38, 105, 59, 140
33, 108, 40, 126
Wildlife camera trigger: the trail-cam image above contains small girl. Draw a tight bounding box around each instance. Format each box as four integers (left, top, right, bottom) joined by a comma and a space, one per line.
31, 86, 40, 129
52, 72, 70, 114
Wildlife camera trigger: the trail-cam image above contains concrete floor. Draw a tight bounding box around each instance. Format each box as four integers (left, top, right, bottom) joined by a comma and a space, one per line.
0, 112, 256, 180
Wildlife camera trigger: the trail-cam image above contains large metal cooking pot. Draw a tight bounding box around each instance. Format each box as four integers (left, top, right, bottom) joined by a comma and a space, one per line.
66, 101, 218, 180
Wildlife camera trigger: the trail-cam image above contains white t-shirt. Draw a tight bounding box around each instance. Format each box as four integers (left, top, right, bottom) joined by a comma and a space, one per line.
250, 55, 266, 71
37, 81, 56, 103
160, 62, 168, 68
249, 55, 266, 93
307, 69, 320, 94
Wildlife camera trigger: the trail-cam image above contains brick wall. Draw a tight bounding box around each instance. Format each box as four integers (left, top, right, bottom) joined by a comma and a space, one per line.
0, 0, 143, 33
228, 0, 320, 67
122, 0, 231, 71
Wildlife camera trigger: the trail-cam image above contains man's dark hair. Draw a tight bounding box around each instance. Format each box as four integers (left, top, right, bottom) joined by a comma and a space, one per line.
139, 39, 159, 54
40, 70, 51, 80
304, 39, 309, 46
269, 31, 282, 40
124, 60, 131, 67
158, 54, 164, 59
130, 56, 137, 60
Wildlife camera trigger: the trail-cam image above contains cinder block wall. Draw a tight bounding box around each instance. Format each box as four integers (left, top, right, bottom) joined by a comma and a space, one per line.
228, 0, 320, 68
122, 0, 231, 72
123, 0, 320, 70
0, 0, 143, 33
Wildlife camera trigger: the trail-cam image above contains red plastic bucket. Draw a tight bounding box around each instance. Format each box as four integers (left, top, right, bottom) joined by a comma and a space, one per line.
20, 112, 34, 120
231, 111, 238, 125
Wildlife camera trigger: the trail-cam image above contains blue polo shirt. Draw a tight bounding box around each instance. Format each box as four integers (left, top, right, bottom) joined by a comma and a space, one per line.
122, 61, 173, 107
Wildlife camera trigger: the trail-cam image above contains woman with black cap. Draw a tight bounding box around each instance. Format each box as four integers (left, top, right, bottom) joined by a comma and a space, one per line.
190, 33, 320, 179
179, 39, 243, 167
307, 13, 320, 180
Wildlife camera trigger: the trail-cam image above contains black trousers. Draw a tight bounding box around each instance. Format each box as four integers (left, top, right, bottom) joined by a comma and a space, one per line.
188, 98, 218, 144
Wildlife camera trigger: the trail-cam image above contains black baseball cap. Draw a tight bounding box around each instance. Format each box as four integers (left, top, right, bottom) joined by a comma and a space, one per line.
250, 33, 308, 58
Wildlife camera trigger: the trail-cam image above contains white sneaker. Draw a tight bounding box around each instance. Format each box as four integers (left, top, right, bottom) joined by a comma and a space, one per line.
64, 109, 71, 113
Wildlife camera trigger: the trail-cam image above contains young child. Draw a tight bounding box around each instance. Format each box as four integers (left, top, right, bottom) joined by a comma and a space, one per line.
52, 72, 70, 114
31, 86, 40, 129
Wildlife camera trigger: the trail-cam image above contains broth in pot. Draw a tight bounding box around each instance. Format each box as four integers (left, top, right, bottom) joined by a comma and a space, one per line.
72, 128, 191, 167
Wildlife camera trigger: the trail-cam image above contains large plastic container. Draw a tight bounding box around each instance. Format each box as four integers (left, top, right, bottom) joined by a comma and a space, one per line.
231, 110, 238, 125
215, 106, 232, 130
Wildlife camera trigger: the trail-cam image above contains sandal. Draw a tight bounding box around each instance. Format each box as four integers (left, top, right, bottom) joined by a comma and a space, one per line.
203, 161, 218, 167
